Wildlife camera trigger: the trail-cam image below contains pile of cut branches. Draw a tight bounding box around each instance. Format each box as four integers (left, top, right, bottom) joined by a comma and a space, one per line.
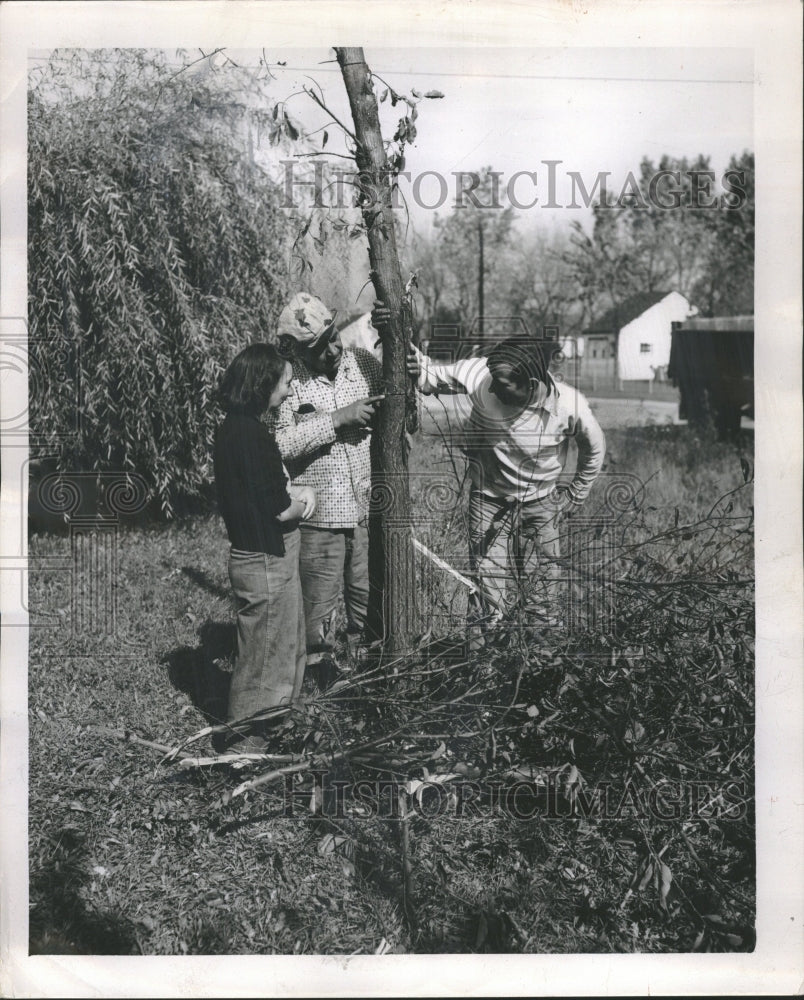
160, 479, 754, 950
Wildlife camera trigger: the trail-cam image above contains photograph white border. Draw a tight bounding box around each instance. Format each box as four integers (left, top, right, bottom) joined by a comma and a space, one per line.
2, 1, 802, 995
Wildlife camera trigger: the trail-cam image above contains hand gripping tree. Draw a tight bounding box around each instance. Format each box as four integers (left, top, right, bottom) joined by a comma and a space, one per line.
334, 47, 422, 655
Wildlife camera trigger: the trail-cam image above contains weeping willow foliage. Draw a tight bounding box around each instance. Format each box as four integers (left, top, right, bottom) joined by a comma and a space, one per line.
29, 49, 296, 515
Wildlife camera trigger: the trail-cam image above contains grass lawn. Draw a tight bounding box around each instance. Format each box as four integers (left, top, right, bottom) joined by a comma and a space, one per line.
28, 424, 755, 955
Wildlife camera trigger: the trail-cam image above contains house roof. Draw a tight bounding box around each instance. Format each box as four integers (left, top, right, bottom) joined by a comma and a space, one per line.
584, 291, 674, 335
672, 316, 753, 333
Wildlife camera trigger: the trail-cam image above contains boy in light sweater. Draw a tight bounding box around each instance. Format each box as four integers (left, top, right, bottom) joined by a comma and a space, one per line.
407, 336, 606, 627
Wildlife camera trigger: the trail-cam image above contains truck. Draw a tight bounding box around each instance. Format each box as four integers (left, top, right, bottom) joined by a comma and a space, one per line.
668, 316, 754, 437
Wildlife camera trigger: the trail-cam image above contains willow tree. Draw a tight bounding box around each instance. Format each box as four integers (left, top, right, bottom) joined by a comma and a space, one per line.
28, 49, 297, 515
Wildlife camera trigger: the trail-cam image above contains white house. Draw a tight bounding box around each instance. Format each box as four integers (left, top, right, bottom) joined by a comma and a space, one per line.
583, 291, 694, 383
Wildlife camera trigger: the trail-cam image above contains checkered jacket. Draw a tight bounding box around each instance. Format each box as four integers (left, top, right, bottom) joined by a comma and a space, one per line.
271, 349, 383, 529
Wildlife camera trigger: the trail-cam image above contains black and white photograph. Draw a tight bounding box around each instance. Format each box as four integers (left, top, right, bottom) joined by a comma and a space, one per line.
1, 1, 801, 996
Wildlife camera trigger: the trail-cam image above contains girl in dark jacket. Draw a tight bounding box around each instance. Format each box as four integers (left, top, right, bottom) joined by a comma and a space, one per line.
214, 343, 315, 752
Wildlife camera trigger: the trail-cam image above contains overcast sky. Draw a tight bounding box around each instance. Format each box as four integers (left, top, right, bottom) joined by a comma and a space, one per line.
240, 46, 754, 235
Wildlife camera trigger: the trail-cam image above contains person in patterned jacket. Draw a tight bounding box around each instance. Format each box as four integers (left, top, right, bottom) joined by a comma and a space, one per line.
272, 293, 385, 681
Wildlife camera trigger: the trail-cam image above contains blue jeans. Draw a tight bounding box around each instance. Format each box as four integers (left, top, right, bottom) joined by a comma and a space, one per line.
227, 530, 306, 728
298, 522, 369, 664
467, 489, 565, 624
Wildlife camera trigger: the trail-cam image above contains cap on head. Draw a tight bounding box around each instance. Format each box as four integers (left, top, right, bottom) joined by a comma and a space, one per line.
277, 293, 338, 348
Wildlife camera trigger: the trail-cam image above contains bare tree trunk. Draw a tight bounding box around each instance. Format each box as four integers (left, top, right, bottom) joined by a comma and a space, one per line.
336, 47, 419, 655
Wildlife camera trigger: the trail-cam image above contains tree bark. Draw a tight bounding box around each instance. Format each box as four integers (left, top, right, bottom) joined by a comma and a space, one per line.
336, 47, 419, 654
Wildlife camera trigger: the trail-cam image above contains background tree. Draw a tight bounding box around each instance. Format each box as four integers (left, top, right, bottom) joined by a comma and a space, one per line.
431, 167, 515, 340
28, 49, 300, 515
563, 153, 753, 321
691, 151, 754, 316
407, 227, 451, 332
497, 228, 584, 337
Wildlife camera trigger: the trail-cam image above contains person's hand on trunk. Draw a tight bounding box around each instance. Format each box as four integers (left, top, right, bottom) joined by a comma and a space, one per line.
332, 396, 385, 429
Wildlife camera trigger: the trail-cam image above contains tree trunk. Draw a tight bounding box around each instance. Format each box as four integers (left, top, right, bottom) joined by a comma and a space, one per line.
336, 47, 419, 654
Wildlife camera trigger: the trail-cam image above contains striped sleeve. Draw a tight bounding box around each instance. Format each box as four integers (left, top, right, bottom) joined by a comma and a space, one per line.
566, 394, 606, 502
414, 346, 489, 396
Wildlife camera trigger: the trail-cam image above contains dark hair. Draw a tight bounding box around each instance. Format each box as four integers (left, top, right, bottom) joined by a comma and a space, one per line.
218, 343, 288, 416
486, 337, 555, 393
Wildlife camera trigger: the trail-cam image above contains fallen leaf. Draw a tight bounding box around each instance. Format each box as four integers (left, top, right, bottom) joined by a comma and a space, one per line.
659, 862, 672, 910
317, 833, 347, 856
637, 862, 654, 892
